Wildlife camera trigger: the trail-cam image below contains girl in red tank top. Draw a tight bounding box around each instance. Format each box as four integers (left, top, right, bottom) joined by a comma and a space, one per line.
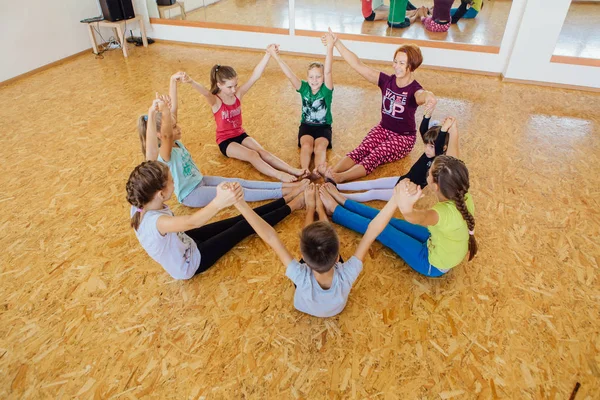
183, 45, 309, 183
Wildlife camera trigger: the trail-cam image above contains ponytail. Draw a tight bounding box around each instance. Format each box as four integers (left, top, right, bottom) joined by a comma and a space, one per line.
209, 64, 237, 95
137, 113, 163, 158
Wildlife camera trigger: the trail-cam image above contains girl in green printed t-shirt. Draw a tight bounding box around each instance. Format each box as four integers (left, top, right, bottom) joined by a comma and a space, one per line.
319, 155, 477, 277
268, 34, 335, 180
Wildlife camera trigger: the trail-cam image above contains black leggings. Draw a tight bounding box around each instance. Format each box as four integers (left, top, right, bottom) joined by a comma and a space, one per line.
186, 198, 290, 274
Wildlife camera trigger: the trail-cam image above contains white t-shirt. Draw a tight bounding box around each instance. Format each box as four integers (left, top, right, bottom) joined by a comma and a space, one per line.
132, 206, 201, 279
285, 256, 363, 317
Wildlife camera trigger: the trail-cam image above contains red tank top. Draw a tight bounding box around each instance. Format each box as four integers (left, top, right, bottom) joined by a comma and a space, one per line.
214, 95, 245, 144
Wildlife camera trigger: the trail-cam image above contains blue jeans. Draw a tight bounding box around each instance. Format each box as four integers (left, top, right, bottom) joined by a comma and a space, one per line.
332, 200, 447, 277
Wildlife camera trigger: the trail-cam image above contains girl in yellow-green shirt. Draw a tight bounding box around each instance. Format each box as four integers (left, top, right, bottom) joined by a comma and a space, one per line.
320, 155, 477, 277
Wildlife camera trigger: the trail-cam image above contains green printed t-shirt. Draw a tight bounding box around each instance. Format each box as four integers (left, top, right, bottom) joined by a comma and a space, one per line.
157, 140, 203, 202
297, 80, 333, 125
427, 193, 475, 270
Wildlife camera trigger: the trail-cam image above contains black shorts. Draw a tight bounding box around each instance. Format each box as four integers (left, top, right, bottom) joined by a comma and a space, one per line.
218, 132, 249, 157
298, 123, 332, 149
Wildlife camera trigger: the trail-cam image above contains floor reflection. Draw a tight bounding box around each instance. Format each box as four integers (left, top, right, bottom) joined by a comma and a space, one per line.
554, 3, 600, 59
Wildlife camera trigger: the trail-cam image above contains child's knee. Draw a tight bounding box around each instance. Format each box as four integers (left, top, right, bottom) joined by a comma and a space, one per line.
248, 150, 262, 162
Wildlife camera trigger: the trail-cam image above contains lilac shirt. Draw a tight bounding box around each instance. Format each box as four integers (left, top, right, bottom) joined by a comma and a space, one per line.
378, 72, 423, 135
433, 0, 454, 21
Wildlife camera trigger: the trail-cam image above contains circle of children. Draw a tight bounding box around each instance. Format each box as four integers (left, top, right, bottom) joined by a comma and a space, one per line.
127, 29, 477, 318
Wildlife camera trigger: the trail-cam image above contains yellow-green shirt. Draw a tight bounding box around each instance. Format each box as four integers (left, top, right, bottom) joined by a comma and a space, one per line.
471, 0, 483, 12
427, 193, 475, 270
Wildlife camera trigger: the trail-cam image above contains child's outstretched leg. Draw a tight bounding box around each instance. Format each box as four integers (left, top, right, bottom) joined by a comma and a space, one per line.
304, 183, 317, 227
242, 137, 309, 179
313, 138, 329, 178
315, 185, 329, 222
226, 142, 297, 182
299, 135, 317, 179
343, 189, 394, 202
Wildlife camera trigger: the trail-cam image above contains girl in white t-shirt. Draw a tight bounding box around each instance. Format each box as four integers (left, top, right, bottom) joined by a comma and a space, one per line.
126, 160, 305, 279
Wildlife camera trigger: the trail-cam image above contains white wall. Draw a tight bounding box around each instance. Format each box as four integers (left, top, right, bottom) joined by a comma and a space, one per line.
0, 0, 103, 82
504, 0, 599, 89
0, 0, 150, 83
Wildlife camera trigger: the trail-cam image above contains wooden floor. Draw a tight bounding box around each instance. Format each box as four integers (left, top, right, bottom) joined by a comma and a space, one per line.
1, 43, 599, 398
554, 2, 600, 59
180, 0, 512, 47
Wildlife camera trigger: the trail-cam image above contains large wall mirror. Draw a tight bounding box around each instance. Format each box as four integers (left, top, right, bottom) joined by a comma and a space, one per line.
552, 0, 600, 66
149, 0, 514, 50
295, 0, 512, 49
147, 0, 290, 30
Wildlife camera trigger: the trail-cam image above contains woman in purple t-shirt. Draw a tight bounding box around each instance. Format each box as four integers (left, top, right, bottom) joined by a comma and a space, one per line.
318, 29, 437, 184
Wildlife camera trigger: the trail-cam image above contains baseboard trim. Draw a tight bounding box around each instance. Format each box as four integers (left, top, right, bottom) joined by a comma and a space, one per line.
501, 75, 600, 93
150, 18, 289, 35
0, 48, 94, 87
550, 55, 600, 68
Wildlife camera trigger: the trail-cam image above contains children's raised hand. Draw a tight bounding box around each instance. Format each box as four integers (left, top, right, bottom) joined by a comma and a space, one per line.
156, 93, 172, 111
171, 71, 185, 82
394, 179, 423, 211
441, 116, 455, 131
149, 98, 161, 115
266, 44, 279, 56
180, 72, 192, 83
321, 29, 337, 48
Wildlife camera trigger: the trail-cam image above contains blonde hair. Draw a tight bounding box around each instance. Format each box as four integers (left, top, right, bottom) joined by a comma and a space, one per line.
137, 113, 162, 157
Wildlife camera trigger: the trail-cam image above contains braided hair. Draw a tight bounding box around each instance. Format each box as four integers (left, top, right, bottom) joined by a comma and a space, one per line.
126, 161, 169, 230
430, 155, 478, 260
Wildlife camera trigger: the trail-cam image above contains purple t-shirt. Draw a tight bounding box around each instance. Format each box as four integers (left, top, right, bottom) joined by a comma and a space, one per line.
433, 0, 454, 21
378, 72, 423, 135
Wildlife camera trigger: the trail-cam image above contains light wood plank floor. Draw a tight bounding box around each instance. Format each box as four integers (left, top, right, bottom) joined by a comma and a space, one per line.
0, 43, 599, 398
554, 2, 600, 59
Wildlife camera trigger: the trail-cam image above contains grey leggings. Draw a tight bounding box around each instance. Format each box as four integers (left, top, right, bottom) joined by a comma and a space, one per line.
181, 176, 283, 207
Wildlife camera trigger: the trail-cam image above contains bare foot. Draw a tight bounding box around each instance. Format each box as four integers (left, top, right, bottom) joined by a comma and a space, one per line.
315, 186, 328, 220
324, 167, 342, 184
282, 178, 309, 189
324, 182, 347, 206
304, 183, 316, 210
311, 166, 322, 179
277, 172, 298, 183
282, 179, 309, 198
318, 186, 338, 216
290, 167, 310, 179
288, 190, 306, 211
316, 163, 328, 178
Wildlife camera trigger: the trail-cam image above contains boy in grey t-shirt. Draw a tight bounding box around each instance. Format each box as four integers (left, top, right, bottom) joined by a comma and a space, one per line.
235, 183, 392, 318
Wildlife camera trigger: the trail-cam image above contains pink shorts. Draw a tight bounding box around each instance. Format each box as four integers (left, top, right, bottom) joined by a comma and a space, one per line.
347, 124, 416, 175
422, 17, 450, 32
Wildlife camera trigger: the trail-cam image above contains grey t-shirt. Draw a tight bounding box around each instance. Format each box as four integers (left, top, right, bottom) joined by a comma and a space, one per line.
132, 205, 201, 279
285, 256, 363, 317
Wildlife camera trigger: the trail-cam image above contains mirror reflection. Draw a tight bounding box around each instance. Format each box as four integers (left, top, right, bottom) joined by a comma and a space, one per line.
295, 0, 513, 47
151, 0, 290, 29
553, 0, 600, 60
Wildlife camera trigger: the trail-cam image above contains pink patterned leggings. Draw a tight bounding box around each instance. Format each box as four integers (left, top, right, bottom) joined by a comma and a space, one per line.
422, 17, 451, 32
346, 124, 416, 175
